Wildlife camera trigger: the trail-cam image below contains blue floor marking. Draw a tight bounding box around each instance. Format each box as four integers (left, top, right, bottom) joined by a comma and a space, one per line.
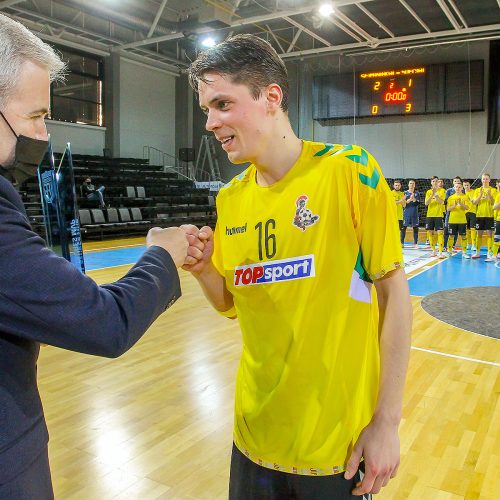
409, 252, 500, 296
83, 246, 146, 271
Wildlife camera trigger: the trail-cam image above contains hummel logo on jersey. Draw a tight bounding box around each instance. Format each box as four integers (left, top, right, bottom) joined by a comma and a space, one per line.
293, 195, 320, 231
234, 255, 315, 287
226, 223, 247, 236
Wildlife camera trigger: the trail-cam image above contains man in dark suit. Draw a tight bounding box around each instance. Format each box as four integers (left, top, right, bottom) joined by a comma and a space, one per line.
0, 14, 203, 499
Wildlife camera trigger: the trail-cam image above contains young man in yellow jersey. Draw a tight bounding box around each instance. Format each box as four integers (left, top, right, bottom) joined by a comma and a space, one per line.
184, 35, 412, 499
392, 180, 406, 247
443, 176, 463, 254
463, 180, 478, 255
492, 188, 500, 262
446, 181, 470, 259
425, 176, 446, 258
471, 173, 496, 259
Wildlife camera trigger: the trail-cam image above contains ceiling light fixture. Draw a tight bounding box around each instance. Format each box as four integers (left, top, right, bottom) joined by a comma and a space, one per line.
319, 3, 334, 17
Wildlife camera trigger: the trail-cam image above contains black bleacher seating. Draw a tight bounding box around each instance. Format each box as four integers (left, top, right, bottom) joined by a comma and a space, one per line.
22, 153, 217, 240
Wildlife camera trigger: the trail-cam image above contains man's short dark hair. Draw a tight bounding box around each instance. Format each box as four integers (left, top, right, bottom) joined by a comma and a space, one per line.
453, 176, 462, 182
188, 34, 289, 112
431, 176, 438, 180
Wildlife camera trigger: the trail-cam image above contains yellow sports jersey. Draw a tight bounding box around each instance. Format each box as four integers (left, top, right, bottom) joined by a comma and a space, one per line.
447, 193, 469, 224
495, 192, 500, 221
391, 189, 404, 220
425, 188, 446, 217
474, 187, 497, 218
464, 190, 477, 214
212, 141, 404, 475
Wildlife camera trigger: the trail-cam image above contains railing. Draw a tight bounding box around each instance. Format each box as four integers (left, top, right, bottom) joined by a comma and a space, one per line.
143, 146, 195, 181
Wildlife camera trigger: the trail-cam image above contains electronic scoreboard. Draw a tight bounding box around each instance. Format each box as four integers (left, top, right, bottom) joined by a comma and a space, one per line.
313, 60, 484, 120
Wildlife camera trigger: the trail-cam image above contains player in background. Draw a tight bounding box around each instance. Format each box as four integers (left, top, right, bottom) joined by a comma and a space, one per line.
491, 187, 500, 262
443, 177, 462, 254
392, 180, 406, 247
463, 180, 477, 256
403, 180, 421, 248
471, 173, 496, 260
425, 176, 446, 258
446, 180, 470, 259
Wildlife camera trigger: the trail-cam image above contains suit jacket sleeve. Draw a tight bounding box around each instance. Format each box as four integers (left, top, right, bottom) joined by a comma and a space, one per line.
0, 179, 181, 358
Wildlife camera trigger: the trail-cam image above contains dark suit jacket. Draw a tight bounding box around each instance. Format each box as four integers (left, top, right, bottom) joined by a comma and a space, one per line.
0, 175, 181, 485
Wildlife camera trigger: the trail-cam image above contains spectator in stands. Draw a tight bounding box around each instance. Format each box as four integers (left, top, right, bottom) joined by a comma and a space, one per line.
0, 14, 197, 498
403, 179, 421, 248
185, 34, 411, 499
82, 176, 106, 208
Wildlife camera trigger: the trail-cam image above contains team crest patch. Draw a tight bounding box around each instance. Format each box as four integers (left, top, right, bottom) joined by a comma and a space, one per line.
293, 195, 320, 231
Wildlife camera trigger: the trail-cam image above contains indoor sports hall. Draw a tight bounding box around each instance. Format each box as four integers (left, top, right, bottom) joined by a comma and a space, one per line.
1, 0, 499, 499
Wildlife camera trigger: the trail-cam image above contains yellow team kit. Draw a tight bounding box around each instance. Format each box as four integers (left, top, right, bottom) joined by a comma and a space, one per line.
212, 141, 403, 475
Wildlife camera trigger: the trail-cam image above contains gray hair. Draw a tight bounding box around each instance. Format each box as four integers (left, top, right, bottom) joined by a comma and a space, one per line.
0, 14, 66, 109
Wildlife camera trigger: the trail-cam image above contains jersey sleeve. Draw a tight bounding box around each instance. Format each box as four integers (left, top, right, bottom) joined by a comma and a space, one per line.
350, 147, 405, 281
210, 192, 237, 318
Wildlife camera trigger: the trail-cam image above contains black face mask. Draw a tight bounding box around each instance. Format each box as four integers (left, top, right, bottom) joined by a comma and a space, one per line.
0, 111, 48, 185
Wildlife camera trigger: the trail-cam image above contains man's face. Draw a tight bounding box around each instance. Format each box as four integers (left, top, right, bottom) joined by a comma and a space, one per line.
455, 183, 463, 194
198, 72, 275, 165
463, 182, 470, 192
408, 181, 415, 191
453, 178, 461, 190
496, 180, 500, 190
0, 60, 50, 167
431, 178, 438, 189
394, 182, 401, 191
438, 179, 443, 188
482, 175, 490, 187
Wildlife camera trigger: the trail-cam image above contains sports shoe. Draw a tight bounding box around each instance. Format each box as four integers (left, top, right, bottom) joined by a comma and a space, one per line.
430, 251, 437, 257
462, 253, 471, 259
438, 252, 446, 259
471, 253, 481, 259
413, 244, 419, 249
485, 253, 495, 262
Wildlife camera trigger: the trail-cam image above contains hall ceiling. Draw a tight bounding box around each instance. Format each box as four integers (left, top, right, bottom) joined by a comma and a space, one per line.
1, 0, 499, 73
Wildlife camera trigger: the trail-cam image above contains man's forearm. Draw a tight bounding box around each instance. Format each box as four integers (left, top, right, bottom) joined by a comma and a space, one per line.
374, 269, 412, 423
194, 262, 234, 313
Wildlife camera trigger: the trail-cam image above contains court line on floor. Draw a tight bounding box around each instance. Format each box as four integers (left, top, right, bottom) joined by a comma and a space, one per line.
84, 243, 144, 253
411, 346, 499, 366
87, 263, 136, 271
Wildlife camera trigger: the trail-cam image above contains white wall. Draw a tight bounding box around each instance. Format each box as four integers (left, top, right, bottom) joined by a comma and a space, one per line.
46, 120, 105, 156
314, 111, 499, 179
119, 59, 176, 159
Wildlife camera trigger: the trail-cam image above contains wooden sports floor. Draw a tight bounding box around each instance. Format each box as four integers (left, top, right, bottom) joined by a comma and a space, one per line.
38, 237, 499, 499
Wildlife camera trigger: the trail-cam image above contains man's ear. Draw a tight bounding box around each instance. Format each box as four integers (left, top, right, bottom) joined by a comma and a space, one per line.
265, 83, 283, 111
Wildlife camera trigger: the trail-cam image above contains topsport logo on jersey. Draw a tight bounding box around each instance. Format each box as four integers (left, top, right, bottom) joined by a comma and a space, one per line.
234, 255, 315, 287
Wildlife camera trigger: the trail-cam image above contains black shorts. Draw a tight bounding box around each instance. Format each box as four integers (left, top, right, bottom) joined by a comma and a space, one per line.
229, 444, 371, 500
495, 220, 500, 240
426, 217, 443, 231
466, 212, 477, 230
448, 223, 467, 237
398, 219, 403, 230
475, 217, 494, 231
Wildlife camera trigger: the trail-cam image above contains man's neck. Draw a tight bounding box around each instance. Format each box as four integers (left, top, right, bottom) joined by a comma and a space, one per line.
254, 127, 302, 186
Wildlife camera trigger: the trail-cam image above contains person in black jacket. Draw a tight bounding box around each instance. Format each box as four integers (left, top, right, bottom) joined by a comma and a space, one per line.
0, 14, 203, 499
82, 177, 106, 208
